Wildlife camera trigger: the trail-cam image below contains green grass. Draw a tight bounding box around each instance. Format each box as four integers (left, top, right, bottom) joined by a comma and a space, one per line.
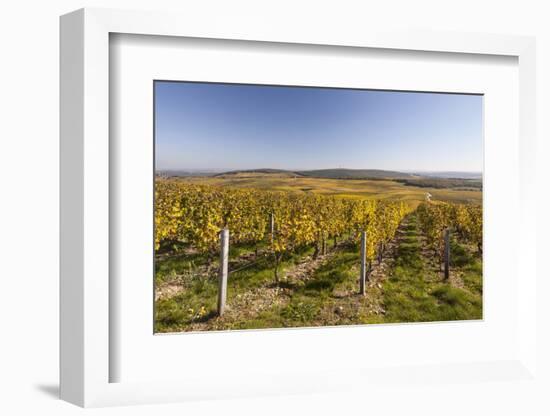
155, 240, 271, 285
212, 246, 362, 330
381, 214, 482, 323
155, 250, 209, 285
154, 244, 315, 332
277, 249, 359, 326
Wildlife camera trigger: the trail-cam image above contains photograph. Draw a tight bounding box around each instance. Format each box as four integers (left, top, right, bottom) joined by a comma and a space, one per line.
154, 81, 483, 333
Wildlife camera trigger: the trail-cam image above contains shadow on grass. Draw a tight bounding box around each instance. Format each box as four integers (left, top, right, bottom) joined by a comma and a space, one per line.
301, 252, 357, 296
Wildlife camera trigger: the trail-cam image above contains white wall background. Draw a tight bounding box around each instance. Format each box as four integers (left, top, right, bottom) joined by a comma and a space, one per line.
0, 1, 548, 415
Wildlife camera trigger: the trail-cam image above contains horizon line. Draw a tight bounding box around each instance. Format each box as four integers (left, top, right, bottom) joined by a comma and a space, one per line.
154, 167, 482, 173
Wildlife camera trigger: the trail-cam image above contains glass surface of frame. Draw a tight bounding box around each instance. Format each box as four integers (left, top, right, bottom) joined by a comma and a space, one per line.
153, 81, 484, 333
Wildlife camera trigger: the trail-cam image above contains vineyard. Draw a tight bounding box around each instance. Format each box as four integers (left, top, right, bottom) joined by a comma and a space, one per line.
417, 201, 483, 267
154, 178, 483, 332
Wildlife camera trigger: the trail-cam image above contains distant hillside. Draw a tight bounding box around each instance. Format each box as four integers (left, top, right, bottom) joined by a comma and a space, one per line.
156, 169, 220, 177
176, 168, 481, 182
214, 168, 413, 180
297, 168, 413, 180
394, 177, 482, 190
214, 168, 303, 178
410, 171, 482, 180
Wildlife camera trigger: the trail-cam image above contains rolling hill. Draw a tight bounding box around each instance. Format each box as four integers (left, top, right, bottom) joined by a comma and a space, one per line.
297, 168, 413, 179
214, 168, 413, 180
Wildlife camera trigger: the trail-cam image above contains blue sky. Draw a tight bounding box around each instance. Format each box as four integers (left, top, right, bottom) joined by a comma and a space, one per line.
155, 81, 483, 172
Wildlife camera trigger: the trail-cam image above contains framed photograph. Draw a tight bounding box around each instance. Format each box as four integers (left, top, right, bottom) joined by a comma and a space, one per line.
60, 8, 537, 407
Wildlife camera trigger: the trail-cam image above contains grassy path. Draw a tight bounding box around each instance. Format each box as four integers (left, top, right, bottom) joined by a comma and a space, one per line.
381, 213, 482, 323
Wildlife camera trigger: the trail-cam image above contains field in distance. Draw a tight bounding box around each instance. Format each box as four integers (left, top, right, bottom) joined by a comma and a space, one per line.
166, 169, 482, 204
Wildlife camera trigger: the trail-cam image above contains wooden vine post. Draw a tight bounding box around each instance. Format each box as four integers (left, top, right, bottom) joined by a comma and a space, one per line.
443, 228, 450, 280
270, 212, 281, 282
217, 228, 229, 316
360, 231, 367, 295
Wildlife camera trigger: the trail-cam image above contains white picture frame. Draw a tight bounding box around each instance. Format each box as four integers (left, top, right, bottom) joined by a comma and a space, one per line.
60, 7, 537, 408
